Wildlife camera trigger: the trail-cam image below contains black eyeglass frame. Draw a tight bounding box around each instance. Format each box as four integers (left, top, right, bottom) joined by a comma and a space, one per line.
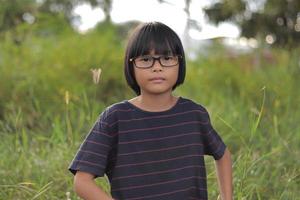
129, 55, 182, 69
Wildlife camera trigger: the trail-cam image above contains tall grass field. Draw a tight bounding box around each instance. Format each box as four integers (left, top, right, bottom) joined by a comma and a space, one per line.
0, 24, 299, 199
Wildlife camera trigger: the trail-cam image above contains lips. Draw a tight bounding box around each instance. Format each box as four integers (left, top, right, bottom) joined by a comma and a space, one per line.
149, 77, 165, 81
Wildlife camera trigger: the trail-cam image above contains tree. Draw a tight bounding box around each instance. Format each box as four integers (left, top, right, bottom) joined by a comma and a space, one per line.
38, 0, 112, 23
0, 0, 113, 32
0, 0, 37, 32
203, 0, 300, 47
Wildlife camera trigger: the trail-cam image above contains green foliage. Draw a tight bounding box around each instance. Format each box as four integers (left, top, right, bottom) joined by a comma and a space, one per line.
0, 22, 130, 133
203, 0, 246, 24
0, 0, 37, 32
204, 0, 300, 47
0, 0, 113, 35
0, 24, 299, 199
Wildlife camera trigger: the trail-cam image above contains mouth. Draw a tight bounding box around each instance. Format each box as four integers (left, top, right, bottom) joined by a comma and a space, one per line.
149, 77, 165, 84
149, 77, 166, 81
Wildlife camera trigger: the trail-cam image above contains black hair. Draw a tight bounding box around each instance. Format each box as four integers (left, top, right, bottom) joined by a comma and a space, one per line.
124, 21, 186, 96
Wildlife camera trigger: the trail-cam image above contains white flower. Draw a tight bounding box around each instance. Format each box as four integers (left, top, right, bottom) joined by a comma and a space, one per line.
90, 68, 102, 84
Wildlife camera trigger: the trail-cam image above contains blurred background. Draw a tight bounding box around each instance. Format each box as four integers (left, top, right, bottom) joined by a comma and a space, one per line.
0, 0, 299, 199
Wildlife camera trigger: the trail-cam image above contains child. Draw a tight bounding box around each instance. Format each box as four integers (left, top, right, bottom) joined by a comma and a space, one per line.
69, 21, 232, 200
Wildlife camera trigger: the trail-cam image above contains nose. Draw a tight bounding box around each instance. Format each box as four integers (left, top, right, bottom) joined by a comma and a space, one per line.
152, 59, 163, 71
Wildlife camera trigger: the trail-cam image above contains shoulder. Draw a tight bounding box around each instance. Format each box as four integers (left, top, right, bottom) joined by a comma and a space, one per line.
180, 96, 209, 114
99, 100, 129, 122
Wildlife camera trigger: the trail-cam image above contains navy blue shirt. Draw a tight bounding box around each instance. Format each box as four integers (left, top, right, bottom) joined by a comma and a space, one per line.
69, 96, 226, 200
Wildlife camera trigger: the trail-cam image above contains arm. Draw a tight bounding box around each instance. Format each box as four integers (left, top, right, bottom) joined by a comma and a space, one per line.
215, 148, 233, 200
74, 171, 114, 200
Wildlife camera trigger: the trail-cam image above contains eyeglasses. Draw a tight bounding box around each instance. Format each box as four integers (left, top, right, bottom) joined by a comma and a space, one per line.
129, 55, 182, 69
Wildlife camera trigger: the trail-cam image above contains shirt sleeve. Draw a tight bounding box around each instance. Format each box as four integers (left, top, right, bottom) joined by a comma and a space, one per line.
68, 110, 117, 177
201, 107, 226, 160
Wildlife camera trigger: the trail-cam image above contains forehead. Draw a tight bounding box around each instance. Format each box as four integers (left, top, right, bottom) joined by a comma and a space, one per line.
145, 49, 173, 55
137, 40, 175, 56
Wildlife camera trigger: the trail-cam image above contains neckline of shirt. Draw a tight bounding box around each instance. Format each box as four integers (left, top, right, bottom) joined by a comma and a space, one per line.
125, 96, 182, 114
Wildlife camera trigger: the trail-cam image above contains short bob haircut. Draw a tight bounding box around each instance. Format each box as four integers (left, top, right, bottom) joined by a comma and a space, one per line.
124, 21, 186, 96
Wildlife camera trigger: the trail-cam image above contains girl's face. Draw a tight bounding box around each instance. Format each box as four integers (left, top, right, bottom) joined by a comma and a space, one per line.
133, 50, 179, 96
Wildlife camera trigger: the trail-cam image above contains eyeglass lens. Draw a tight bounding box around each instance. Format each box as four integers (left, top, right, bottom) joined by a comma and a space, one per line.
134, 55, 179, 68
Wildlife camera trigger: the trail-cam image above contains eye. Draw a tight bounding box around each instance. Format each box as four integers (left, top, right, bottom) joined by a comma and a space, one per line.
138, 56, 152, 62
162, 55, 173, 60
142, 57, 150, 62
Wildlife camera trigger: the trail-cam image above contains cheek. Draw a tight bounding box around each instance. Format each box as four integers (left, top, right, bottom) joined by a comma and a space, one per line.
133, 69, 146, 85
170, 66, 179, 82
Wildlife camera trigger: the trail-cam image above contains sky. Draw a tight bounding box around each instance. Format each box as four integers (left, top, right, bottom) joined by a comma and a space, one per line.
73, 0, 240, 40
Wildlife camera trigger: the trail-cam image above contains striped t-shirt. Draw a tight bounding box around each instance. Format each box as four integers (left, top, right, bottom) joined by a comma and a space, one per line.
69, 96, 226, 200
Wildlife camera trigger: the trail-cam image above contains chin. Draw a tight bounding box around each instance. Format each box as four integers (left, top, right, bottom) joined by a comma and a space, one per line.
146, 87, 173, 95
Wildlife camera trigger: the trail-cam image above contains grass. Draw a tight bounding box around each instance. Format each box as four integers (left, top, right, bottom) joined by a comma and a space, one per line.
0, 24, 299, 199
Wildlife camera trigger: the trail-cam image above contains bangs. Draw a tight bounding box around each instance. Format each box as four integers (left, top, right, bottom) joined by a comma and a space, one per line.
130, 23, 181, 57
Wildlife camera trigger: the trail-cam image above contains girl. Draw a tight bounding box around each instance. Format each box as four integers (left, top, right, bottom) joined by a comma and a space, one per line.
69, 21, 232, 200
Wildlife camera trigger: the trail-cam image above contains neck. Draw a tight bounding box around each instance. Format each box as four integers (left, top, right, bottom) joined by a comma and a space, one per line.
136, 92, 178, 112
